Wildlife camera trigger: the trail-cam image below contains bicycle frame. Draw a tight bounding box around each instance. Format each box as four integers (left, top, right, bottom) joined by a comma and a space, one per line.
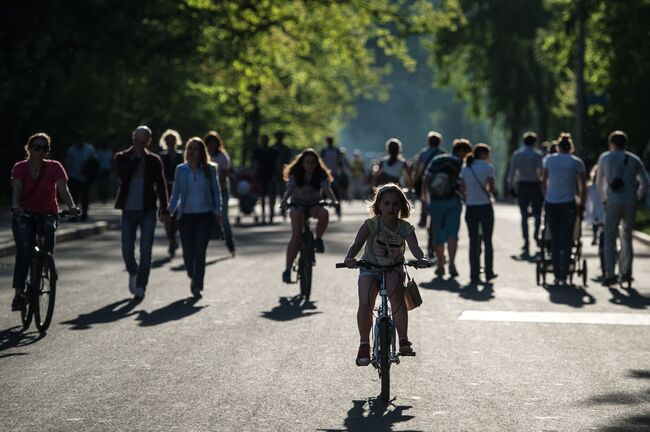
371, 270, 399, 369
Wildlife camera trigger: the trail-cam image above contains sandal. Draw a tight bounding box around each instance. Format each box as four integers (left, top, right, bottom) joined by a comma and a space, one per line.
356, 343, 371, 366
399, 339, 416, 356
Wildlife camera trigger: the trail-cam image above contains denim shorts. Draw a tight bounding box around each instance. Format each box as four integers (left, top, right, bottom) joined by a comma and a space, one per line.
429, 195, 462, 245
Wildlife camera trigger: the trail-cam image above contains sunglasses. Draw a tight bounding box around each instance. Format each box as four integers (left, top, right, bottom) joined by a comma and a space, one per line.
31, 145, 48, 152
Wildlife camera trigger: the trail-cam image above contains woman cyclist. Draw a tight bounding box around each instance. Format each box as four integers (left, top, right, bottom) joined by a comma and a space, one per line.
279, 149, 337, 284
343, 184, 428, 366
10, 132, 79, 311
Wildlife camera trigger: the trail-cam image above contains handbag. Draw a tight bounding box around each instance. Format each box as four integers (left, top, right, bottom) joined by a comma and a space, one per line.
403, 267, 423, 310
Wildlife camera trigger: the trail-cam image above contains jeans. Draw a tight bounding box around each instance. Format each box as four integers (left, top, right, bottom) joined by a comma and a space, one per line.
544, 201, 577, 281
12, 214, 57, 290
517, 182, 543, 248
179, 212, 214, 290
465, 204, 494, 280
121, 209, 157, 290
604, 202, 637, 278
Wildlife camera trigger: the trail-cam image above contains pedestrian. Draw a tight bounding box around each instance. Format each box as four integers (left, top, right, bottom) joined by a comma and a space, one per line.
342, 183, 429, 366
65, 131, 98, 221
423, 138, 472, 278
96, 140, 114, 203
542, 133, 586, 286
320, 136, 345, 218
349, 150, 367, 200
279, 149, 338, 283
159, 129, 184, 257
584, 165, 605, 280
252, 134, 278, 224
205, 130, 236, 255
271, 130, 293, 214
596, 130, 648, 286
374, 138, 413, 191
506, 131, 544, 258
413, 131, 445, 228
168, 137, 222, 299
114, 126, 169, 300
461, 143, 497, 284
10, 132, 80, 311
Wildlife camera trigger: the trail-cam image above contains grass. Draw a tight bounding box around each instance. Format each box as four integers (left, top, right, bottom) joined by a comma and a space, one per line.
635, 208, 650, 236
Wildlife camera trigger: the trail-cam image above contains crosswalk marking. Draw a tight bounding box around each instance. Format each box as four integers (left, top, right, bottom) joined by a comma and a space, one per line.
458, 310, 650, 325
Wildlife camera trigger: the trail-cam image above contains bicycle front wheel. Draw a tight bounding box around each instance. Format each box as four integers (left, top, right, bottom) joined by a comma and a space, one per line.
33, 255, 57, 333
379, 318, 391, 402
299, 235, 314, 300
20, 267, 34, 330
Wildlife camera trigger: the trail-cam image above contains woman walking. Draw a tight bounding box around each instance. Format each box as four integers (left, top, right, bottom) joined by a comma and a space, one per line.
159, 129, 184, 257
168, 137, 222, 299
460, 143, 497, 284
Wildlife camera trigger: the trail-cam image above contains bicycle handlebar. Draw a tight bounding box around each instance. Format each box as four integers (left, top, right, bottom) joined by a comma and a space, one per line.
335, 259, 431, 270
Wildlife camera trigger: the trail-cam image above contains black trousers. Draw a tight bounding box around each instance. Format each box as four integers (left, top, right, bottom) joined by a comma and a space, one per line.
179, 212, 214, 290
517, 182, 543, 247
464, 204, 494, 280
69, 177, 90, 219
544, 201, 577, 281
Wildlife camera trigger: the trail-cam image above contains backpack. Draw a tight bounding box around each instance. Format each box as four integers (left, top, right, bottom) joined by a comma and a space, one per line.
430, 171, 452, 198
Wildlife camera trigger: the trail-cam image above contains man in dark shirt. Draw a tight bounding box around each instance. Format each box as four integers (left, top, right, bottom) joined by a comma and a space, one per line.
252, 134, 278, 224
114, 125, 169, 300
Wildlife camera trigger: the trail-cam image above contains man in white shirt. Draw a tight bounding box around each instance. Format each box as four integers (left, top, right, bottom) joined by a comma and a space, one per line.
65, 131, 98, 221
596, 130, 648, 285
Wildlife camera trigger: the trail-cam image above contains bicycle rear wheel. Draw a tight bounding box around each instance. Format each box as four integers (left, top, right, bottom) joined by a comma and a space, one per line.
20, 268, 34, 330
33, 255, 57, 333
299, 234, 314, 300
379, 318, 391, 402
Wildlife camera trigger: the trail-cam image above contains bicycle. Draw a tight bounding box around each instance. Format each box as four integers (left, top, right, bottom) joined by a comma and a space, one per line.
288, 201, 336, 301
19, 211, 68, 333
336, 259, 429, 402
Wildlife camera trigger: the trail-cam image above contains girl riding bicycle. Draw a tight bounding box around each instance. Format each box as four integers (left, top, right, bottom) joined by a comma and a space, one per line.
343, 183, 428, 366
279, 149, 337, 284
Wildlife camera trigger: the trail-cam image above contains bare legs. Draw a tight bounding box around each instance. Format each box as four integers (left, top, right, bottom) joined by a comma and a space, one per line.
357, 273, 408, 343
284, 206, 329, 270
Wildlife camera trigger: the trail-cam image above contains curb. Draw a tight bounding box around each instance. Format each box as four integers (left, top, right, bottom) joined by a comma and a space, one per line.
633, 230, 650, 246
0, 221, 108, 258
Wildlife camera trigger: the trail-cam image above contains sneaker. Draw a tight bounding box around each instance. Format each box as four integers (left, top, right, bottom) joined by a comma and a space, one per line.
134, 287, 145, 300
356, 343, 371, 366
449, 264, 459, 278
619, 274, 634, 284
129, 274, 137, 295
314, 238, 325, 253
435, 266, 445, 277
485, 272, 498, 282
282, 269, 291, 284
11, 293, 25, 312
601, 276, 618, 287
399, 339, 415, 356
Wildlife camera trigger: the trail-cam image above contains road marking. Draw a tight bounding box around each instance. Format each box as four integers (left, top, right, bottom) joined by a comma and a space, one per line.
458, 310, 650, 325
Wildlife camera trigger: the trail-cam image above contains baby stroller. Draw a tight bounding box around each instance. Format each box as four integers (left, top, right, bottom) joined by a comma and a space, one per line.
232, 170, 260, 225
535, 213, 588, 286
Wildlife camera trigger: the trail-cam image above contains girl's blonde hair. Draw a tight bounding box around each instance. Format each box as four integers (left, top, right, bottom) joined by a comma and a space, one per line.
367, 183, 411, 218
159, 129, 182, 150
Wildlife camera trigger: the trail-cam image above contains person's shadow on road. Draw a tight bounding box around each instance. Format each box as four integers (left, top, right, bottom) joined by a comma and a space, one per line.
260, 295, 321, 321
318, 397, 420, 432
61, 298, 141, 330
420, 277, 461, 293
608, 287, 650, 309
459, 282, 495, 302
135, 297, 206, 327
0, 326, 44, 358
543, 284, 596, 308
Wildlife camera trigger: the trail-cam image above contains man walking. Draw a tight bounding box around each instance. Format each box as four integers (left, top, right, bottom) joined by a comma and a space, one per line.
596, 130, 648, 286
114, 126, 169, 300
414, 131, 445, 229
422, 139, 472, 278
507, 131, 544, 257
65, 131, 98, 221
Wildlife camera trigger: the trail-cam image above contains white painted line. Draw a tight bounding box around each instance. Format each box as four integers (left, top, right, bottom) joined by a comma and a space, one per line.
458, 310, 650, 326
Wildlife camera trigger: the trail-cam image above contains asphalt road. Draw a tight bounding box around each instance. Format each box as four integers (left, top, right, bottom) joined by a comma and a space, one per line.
1, 202, 649, 432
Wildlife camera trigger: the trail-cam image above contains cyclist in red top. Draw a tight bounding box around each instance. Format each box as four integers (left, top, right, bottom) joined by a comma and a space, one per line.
10, 133, 79, 311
